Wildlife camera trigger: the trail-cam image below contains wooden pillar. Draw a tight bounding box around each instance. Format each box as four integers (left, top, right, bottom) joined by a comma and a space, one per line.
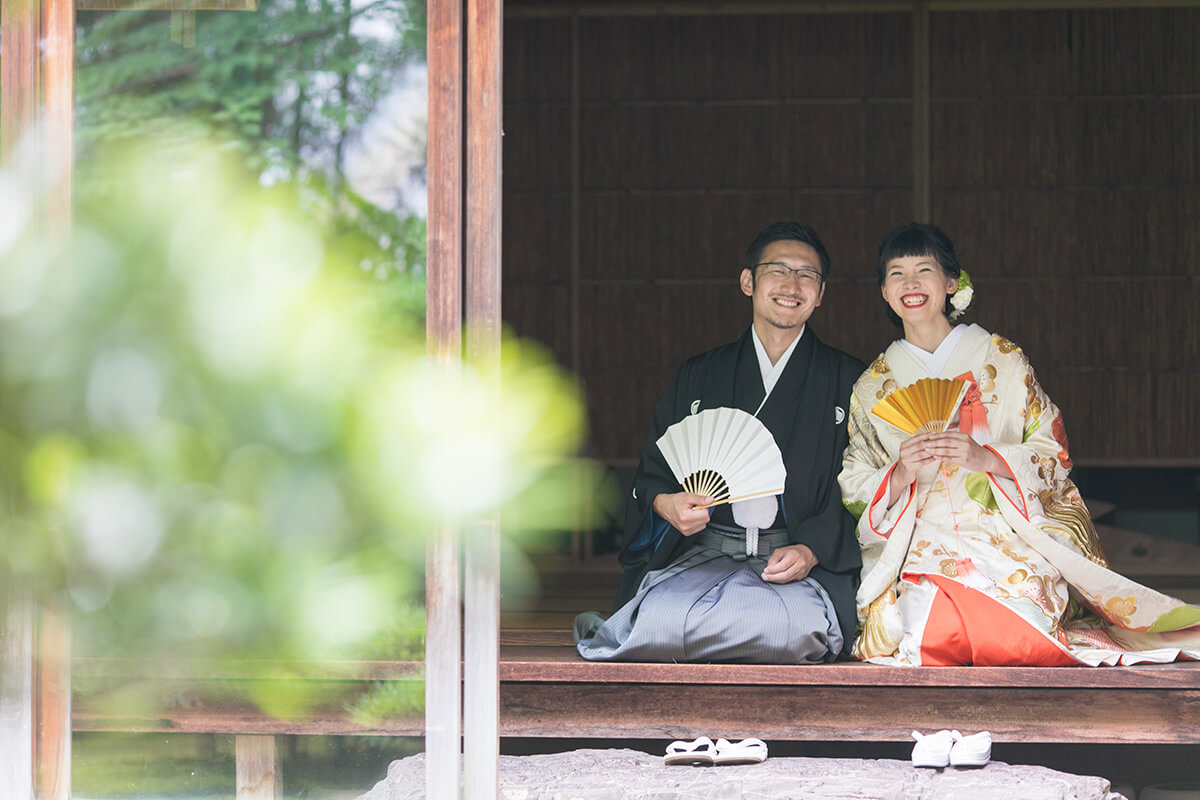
425, 0, 464, 796
33, 1, 75, 796
2, 0, 74, 796
235, 735, 281, 800
1, 595, 35, 800
1, 0, 39, 162
34, 607, 70, 800
40, 0, 75, 229
0, 4, 40, 790
463, 0, 502, 796
912, 0, 931, 223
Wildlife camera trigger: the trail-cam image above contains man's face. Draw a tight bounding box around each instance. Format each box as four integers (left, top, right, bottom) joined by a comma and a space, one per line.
739, 240, 825, 332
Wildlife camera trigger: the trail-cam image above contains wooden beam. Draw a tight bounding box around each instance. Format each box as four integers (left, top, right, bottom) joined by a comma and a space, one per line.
425, 0, 465, 795
76, 0, 257, 10
505, 0, 1200, 16
496, 683, 1200, 743
507, 0, 916, 15
72, 654, 1200, 744
235, 736, 281, 800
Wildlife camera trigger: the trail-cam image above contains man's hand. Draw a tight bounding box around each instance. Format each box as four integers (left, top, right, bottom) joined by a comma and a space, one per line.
652, 492, 713, 536
761, 543, 817, 584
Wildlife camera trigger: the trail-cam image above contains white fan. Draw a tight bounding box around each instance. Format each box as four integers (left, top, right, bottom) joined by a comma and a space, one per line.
655, 407, 786, 509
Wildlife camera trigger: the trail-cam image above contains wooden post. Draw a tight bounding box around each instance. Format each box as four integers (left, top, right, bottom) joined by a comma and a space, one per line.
425, 0, 464, 797
464, 0, 502, 796
912, 0, 931, 222
1, 0, 39, 162
0, 4, 40, 791
33, 606, 70, 800
2, 0, 74, 796
1, 594, 35, 800
33, 0, 74, 796
235, 735, 281, 800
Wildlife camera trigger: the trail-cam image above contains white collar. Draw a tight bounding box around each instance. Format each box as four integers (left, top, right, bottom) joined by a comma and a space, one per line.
751, 324, 805, 402
900, 323, 968, 378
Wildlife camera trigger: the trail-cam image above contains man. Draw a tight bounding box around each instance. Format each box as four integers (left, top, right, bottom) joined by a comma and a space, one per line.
576, 222, 864, 663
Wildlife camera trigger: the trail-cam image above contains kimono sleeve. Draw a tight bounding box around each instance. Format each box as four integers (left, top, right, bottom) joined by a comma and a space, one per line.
983, 349, 1073, 522
619, 368, 689, 554
838, 390, 911, 554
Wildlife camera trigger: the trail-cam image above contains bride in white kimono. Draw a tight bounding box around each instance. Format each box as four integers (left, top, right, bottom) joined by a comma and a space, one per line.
839, 223, 1200, 666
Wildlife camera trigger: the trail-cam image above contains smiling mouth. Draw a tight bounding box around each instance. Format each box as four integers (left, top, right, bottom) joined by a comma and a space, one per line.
772, 295, 803, 308
901, 294, 928, 308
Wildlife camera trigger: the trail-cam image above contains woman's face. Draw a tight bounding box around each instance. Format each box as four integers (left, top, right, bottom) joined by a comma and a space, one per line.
880, 254, 958, 327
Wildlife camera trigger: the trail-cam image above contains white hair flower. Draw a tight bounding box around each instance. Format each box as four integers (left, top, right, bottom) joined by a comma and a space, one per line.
949, 269, 973, 320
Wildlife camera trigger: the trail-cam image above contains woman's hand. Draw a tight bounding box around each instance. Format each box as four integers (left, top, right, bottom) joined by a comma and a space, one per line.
889, 432, 939, 498
920, 432, 1004, 474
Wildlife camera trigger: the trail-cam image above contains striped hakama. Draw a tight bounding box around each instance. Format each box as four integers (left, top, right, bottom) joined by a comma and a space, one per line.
576, 534, 843, 663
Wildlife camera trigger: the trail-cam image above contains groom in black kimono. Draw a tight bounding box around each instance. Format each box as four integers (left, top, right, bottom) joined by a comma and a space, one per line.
576, 222, 864, 663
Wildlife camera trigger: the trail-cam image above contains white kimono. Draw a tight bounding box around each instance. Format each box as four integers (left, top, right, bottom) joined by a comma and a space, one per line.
839, 324, 1200, 666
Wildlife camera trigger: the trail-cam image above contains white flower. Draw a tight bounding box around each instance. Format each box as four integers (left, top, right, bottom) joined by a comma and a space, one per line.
950, 270, 974, 320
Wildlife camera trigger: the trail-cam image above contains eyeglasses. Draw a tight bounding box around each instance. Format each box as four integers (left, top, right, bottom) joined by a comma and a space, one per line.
754, 262, 823, 284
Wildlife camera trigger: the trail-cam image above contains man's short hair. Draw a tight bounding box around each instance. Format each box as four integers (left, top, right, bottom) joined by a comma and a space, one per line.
743, 221, 831, 280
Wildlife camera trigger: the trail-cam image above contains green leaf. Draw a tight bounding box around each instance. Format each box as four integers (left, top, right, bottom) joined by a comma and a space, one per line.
965, 472, 999, 510
1148, 605, 1200, 634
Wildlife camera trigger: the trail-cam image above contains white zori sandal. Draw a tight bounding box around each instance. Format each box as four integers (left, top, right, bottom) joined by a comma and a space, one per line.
911, 730, 993, 768
713, 738, 768, 765
664, 736, 716, 766
911, 730, 957, 768
949, 730, 992, 767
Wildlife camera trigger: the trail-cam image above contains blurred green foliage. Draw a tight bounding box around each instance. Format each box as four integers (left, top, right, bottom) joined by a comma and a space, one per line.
3, 0, 613, 733
0, 139, 609, 722
75, 0, 427, 307
73, 731, 421, 798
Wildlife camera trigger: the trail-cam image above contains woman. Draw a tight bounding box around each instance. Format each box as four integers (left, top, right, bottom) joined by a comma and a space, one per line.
838, 223, 1200, 666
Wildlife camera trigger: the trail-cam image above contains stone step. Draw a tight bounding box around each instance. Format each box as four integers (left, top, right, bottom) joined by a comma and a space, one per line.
358, 749, 1123, 800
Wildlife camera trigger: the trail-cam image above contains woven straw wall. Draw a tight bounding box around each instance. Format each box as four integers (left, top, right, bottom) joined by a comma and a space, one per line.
502, 8, 1200, 464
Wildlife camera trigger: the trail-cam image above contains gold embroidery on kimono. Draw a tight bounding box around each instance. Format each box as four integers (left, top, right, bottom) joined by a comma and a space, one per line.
978, 364, 997, 393
856, 589, 901, 660
1037, 488, 1108, 567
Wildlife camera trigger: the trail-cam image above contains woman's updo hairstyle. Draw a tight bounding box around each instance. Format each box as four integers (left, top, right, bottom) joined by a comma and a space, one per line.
876, 223, 963, 328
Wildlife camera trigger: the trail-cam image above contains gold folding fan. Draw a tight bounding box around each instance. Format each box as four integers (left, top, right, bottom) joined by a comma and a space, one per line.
871, 378, 969, 435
